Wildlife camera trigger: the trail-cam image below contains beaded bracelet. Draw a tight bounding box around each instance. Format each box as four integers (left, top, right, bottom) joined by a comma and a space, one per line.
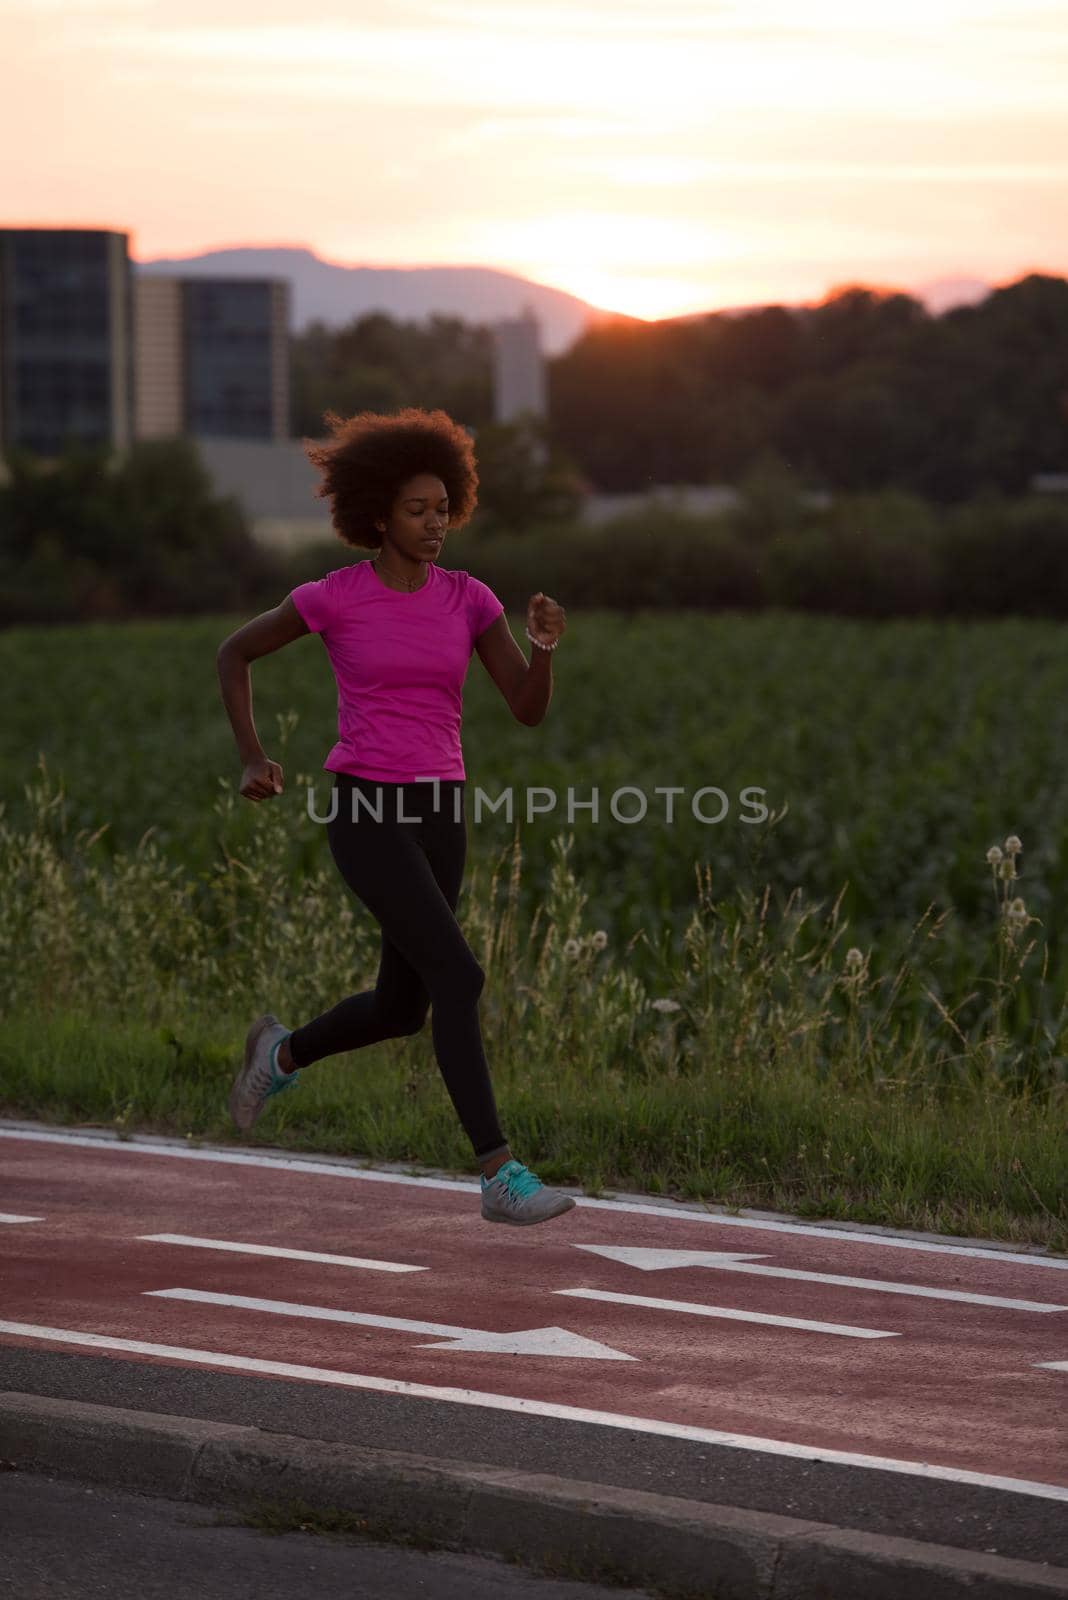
525, 626, 559, 651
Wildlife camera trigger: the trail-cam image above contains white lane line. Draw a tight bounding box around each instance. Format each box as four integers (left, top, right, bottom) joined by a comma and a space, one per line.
0, 1214, 44, 1224
144, 1287, 635, 1361
1035, 1361, 1068, 1371
556, 1287, 898, 1339
3, 1126, 1064, 1268
1, 1318, 1065, 1502
137, 1234, 426, 1273
573, 1246, 1068, 1313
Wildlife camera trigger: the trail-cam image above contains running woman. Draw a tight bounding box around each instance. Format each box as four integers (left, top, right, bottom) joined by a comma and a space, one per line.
216, 406, 575, 1226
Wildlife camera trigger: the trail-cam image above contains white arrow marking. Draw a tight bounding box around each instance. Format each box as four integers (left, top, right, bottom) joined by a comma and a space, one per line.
138, 1234, 426, 1273
556, 1288, 897, 1339
145, 1288, 636, 1360
578, 1248, 768, 1270
0, 1214, 44, 1224
1035, 1361, 1068, 1371
574, 1246, 1068, 1314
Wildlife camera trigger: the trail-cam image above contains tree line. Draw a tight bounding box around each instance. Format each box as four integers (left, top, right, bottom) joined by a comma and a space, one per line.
4, 438, 1068, 624
293, 273, 1068, 502
4, 271, 1068, 624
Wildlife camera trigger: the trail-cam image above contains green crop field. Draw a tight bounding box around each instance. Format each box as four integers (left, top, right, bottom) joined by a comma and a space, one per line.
4, 606, 1068, 972
2, 607, 1066, 1246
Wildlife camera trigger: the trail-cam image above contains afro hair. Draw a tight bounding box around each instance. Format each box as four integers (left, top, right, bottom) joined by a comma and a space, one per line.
302, 407, 480, 549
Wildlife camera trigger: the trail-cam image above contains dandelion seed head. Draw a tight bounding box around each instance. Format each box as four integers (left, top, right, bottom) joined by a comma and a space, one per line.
986, 845, 1003, 866
1004, 835, 1023, 856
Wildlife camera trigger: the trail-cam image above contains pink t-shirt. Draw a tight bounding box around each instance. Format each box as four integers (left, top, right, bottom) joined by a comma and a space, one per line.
290, 558, 505, 782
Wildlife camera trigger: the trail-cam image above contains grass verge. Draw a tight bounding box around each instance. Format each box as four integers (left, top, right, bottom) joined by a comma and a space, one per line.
1, 1005, 1063, 1251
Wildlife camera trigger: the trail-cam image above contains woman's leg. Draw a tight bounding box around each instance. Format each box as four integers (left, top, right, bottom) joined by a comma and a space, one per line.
287, 924, 430, 1066
415, 783, 510, 1165
287, 779, 507, 1161
287, 779, 432, 1064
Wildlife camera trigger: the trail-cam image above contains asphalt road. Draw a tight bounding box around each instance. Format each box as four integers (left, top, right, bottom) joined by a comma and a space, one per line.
0, 1470, 656, 1600
1, 1333, 1061, 1567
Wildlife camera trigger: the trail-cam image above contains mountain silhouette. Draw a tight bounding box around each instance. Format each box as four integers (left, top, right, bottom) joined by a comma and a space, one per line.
135, 244, 991, 353
135, 245, 626, 357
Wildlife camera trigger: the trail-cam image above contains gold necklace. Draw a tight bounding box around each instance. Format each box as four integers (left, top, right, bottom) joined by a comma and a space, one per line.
373, 555, 423, 591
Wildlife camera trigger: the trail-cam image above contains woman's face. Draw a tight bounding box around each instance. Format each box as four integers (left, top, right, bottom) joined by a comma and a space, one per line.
379, 473, 449, 557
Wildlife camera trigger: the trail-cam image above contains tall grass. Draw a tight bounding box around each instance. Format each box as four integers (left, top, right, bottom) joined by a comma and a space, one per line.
6, 609, 1068, 1002
2, 737, 1064, 1249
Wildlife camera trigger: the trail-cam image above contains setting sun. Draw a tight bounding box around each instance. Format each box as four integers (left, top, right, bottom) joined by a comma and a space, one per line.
463, 212, 750, 320
2, 0, 1066, 317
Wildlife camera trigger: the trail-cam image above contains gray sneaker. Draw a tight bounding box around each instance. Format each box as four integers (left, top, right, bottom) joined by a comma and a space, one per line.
480, 1159, 576, 1226
229, 1013, 299, 1132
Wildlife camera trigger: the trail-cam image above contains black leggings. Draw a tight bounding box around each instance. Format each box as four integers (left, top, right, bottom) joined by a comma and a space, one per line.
287, 774, 508, 1162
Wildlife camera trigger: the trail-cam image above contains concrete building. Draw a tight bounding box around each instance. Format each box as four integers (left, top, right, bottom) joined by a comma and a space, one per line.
133, 275, 183, 439
579, 484, 833, 525
492, 304, 547, 426
193, 435, 331, 550
0, 227, 134, 456
134, 274, 289, 441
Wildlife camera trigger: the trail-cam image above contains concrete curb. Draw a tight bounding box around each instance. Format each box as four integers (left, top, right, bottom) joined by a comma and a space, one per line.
2, 1393, 1067, 1599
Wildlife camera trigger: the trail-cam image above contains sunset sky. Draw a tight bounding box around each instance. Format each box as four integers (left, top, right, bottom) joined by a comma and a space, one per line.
2, 0, 1067, 320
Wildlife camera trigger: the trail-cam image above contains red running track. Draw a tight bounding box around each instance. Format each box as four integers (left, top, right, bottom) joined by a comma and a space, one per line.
1, 1127, 1066, 1498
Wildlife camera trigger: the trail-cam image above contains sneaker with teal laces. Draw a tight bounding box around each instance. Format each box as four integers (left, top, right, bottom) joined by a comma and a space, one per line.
480, 1158, 576, 1226
229, 1014, 300, 1133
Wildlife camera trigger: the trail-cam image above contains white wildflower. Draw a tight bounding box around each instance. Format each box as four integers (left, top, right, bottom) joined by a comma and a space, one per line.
1007, 896, 1028, 924
650, 998, 681, 1013
844, 947, 864, 972
986, 845, 1003, 866
563, 938, 581, 960
1004, 835, 1023, 856
591, 929, 608, 951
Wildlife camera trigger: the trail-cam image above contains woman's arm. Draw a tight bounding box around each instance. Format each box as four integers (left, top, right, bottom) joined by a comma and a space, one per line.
216, 596, 309, 799
474, 592, 566, 727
